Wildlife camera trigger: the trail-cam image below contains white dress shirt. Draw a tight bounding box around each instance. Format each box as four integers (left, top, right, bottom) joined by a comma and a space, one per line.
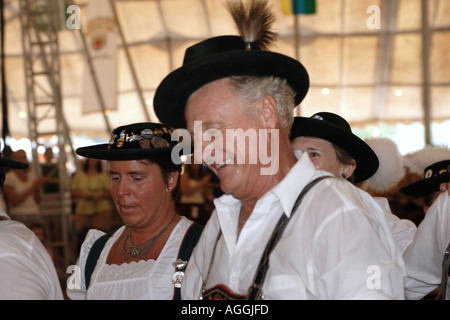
373, 196, 416, 254
182, 153, 406, 300
0, 210, 63, 300
403, 192, 450, 299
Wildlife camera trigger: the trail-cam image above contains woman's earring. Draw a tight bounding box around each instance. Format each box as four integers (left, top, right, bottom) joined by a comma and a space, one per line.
339, 173, 347, 180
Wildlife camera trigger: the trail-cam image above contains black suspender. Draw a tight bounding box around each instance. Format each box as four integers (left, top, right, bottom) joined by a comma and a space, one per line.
247, 175, 332, 299
173, 223, 203, 300
84, 229, 116, 289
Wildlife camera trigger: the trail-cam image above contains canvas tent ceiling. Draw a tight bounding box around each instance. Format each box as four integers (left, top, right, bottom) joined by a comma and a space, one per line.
1, 0, 450, 147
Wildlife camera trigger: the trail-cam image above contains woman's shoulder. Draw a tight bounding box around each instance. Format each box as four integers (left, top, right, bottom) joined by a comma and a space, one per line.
78, 227, 124, 266
176, 216, 197, 234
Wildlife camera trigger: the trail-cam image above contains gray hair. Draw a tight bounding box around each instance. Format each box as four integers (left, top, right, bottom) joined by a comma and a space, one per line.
228, 76, 296, 133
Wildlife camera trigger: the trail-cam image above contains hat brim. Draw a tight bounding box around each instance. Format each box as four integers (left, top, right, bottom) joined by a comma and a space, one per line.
76, 144, 173, 161
290, 117, 379, 183
400, 174, 450, 197
0, 158, 28, 169
154, 50, 309, 129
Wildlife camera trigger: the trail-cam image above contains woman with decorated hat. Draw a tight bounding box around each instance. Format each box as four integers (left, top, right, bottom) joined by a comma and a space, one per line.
66, 122, 202, 300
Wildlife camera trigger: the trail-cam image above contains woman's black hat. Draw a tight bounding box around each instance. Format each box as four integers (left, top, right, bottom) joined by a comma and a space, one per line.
0, 157, 28, 169
290, 112, 379, 183
76, 122, 179, 161
400, 160, 450, 197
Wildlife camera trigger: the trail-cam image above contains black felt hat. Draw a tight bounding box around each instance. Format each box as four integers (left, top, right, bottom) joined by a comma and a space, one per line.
400, 160, 450, 197
153, 35, 309, 129
76, 122, 180, 161
290, 112, 379, 183
0, 157, 28, 169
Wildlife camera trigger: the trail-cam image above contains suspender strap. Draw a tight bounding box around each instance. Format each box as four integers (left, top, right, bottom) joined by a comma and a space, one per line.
436, 241, 450, 300
247, 175, 333, 300
84, 229, 116, 289
173, 222, 203, 300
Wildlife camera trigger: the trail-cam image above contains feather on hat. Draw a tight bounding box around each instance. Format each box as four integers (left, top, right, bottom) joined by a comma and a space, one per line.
361, 137, 405, 193
402, 145, 450, 175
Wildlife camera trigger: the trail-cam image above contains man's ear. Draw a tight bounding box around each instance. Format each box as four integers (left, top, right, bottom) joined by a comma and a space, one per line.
256, 94, 278, 130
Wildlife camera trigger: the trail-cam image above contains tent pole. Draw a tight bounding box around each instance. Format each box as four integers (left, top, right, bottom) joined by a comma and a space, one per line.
78, 26, 112, 133
421, 0, 432, 146
294, 14, 301, 116
109, 0, 151, 122
372, 0, 398, 126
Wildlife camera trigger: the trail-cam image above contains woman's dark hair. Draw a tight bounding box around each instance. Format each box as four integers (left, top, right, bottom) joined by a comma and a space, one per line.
139, 154, 182, 200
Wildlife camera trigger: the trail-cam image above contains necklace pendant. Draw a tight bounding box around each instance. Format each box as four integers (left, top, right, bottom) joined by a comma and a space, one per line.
130, 246, 141, 257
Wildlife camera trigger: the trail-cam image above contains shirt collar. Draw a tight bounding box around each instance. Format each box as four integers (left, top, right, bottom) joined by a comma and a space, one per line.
212, 152, 328, 225
271, 152, 319, 218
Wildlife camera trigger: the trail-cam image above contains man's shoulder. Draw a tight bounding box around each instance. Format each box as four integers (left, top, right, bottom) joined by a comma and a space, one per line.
0, 220, 36, 255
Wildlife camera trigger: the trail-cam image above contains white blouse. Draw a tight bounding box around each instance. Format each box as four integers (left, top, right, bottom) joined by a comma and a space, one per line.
67, 216, 194, 300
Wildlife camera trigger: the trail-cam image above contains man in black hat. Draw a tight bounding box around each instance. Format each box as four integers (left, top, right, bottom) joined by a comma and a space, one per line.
154, 0, 405, 299
401, 160, 450, 299
0, 155, 63, 299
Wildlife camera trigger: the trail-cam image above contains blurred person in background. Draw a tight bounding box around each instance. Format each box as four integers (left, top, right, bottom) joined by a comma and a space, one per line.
4, 149, 46, 226
71, 158, 112, 234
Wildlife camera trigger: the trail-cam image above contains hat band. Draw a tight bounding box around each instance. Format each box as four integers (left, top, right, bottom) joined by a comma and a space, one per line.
109, 128, 172, 150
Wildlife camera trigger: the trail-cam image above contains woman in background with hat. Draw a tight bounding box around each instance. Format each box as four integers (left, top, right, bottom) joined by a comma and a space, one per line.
290, 112, 379, 184
290, 112, 417, 254
67, 122, 202, 300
